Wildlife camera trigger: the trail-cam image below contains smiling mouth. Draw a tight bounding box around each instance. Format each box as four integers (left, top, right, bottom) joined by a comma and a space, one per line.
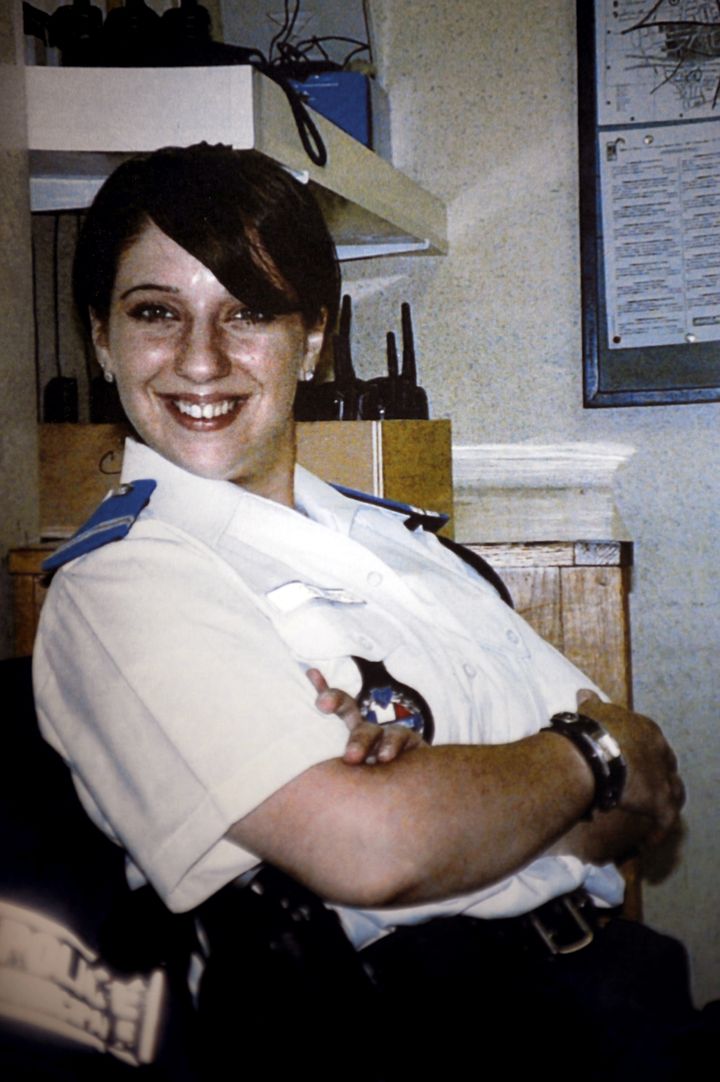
174, 398, 239, 419
161, 395, 248, 430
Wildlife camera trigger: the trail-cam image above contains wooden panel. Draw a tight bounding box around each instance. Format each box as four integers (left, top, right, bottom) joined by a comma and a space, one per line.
497, 568, 563, 651
559, 566, 632, 708
470, 542, 576, 569
574, 541, 632, 568
477, 558, 632, 707
473, 540, 631, 569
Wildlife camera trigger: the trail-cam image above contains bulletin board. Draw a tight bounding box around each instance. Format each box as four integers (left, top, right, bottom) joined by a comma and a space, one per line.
577, 0, 720, 406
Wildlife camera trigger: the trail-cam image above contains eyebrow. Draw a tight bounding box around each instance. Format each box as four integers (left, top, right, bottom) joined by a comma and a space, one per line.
119, 284, 180, 300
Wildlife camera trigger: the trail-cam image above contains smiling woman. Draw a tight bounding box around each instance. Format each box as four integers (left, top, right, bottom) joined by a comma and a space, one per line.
73, 144, 338, 505
90, 221, 325, 504
31, 142, 703, 1081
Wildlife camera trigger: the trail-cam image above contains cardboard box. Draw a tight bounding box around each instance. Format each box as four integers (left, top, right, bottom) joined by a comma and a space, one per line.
38, 420, 453, 538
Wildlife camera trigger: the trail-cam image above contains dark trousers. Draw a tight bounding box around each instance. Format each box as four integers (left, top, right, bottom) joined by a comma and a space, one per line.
362, 914, 718, 1081
196, 869, 718, 1081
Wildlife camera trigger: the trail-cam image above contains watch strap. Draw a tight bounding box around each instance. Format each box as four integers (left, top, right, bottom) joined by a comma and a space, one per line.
546, 711, 627, 816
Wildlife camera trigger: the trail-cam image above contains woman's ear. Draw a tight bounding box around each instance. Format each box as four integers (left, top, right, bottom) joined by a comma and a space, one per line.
300, 308, 328, 380
89, 311, 113, 375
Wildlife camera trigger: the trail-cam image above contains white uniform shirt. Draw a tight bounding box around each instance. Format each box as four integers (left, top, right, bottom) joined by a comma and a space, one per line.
33, 439, 623, 948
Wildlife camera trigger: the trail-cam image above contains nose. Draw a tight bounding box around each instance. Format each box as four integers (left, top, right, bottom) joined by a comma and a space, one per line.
174, 318, 231, 383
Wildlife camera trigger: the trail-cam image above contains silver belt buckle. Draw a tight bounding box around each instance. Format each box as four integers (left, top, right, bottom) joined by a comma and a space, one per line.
528, 896, 595, 955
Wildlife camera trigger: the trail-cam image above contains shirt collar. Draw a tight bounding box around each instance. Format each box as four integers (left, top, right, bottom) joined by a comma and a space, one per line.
293, 464, 361, 535
120, 438, 361, 541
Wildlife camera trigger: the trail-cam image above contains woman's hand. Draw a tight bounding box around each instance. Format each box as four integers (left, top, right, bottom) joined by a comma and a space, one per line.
577, 690, 685, 844
548, 690, 686, 865
306, 667, 424, 765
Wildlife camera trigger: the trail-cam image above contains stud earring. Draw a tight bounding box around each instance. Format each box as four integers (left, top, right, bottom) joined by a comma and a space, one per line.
300, 369, 315, 382
103, 368, 115, 384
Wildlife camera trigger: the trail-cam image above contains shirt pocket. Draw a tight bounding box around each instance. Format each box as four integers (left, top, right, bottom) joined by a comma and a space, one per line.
266, 589, 398, 665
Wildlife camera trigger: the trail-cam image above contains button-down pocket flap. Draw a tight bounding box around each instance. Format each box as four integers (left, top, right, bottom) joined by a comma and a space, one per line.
267, 593, 391, 663
266, 581, 365, 614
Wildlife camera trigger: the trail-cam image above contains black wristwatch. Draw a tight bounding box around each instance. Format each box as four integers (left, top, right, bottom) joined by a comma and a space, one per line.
546, 711, 627, 816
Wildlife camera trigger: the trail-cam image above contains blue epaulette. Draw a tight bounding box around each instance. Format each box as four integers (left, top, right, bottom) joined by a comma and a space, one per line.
42, 480, 157, 573
331, 483, 450, 535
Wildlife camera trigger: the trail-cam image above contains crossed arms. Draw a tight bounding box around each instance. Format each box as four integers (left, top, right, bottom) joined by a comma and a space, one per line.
226, 671, 684, 909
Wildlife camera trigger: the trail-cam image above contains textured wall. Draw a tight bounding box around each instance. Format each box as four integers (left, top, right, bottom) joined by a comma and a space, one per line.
342, 0, 720, 1004
0, 2, 39, 655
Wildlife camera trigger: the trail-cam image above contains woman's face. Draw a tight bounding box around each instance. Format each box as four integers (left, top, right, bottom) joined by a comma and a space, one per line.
91, 221, 325, 505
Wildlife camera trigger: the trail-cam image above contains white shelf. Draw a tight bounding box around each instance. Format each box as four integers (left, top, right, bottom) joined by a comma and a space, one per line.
25, 65, 447, 261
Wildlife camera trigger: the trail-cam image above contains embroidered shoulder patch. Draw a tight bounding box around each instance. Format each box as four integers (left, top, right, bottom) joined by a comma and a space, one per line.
42, 480, 157, 573
331, 483, 449, 535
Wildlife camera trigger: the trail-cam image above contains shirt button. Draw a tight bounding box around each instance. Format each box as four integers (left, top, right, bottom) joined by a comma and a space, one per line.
356, 635, 375, 651
463, 663, 476, 678
506, 629, 520, 645
367, 571, 383, 587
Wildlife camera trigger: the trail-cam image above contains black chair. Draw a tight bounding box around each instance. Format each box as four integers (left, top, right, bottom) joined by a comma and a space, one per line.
1, 655, 203, 1079
0, 657, 384, 1081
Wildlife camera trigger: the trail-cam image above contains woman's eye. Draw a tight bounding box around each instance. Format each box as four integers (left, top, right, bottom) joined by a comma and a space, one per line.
128, 302, 176, 323
230, 308, 273, 326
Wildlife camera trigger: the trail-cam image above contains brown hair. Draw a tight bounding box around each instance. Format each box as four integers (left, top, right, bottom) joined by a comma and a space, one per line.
73, 143, 340, 337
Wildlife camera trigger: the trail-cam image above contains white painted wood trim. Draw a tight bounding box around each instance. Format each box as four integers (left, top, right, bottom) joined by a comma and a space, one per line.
451, 443, 636, 543
452, 443, 635, 490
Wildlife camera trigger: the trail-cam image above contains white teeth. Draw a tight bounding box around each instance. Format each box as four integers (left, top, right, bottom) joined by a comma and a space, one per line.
174, 399, 237, 419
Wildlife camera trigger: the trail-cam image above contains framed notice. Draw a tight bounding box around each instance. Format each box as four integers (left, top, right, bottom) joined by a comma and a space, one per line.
578, 0, 720, 405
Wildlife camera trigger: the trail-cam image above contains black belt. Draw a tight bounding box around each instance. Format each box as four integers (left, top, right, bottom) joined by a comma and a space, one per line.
363, 888, 608, 968
485, 887, 601, 957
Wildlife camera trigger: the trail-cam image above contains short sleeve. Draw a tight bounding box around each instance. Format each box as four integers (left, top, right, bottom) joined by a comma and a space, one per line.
33, 522, 350, 912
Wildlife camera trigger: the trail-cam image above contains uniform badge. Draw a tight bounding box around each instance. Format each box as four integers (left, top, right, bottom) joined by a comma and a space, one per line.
353, 657, 434, 744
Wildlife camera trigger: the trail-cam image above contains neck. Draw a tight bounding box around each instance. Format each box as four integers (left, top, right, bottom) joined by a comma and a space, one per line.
238, 471, 296, 508
230, 427, 297, 508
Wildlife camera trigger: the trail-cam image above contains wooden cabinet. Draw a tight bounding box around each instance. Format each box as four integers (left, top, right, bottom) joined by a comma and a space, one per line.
470, 538, 640, 918
472, 541, 633, 709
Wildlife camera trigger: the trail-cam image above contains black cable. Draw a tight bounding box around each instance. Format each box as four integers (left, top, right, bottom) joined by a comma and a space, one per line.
293, 35, 370, 68
342, 43, 370, 66
269, 0, 297, 64
275, 40, 304, 66
267, 1, 286, 62
362, 0, 375, 67
263, 68, 328, 166
303, 36, 330, 63
297, 35, 369, 52
284, 0, 301, 52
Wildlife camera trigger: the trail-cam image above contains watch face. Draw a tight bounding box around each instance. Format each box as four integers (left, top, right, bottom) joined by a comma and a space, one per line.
597, 731, 622, 759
